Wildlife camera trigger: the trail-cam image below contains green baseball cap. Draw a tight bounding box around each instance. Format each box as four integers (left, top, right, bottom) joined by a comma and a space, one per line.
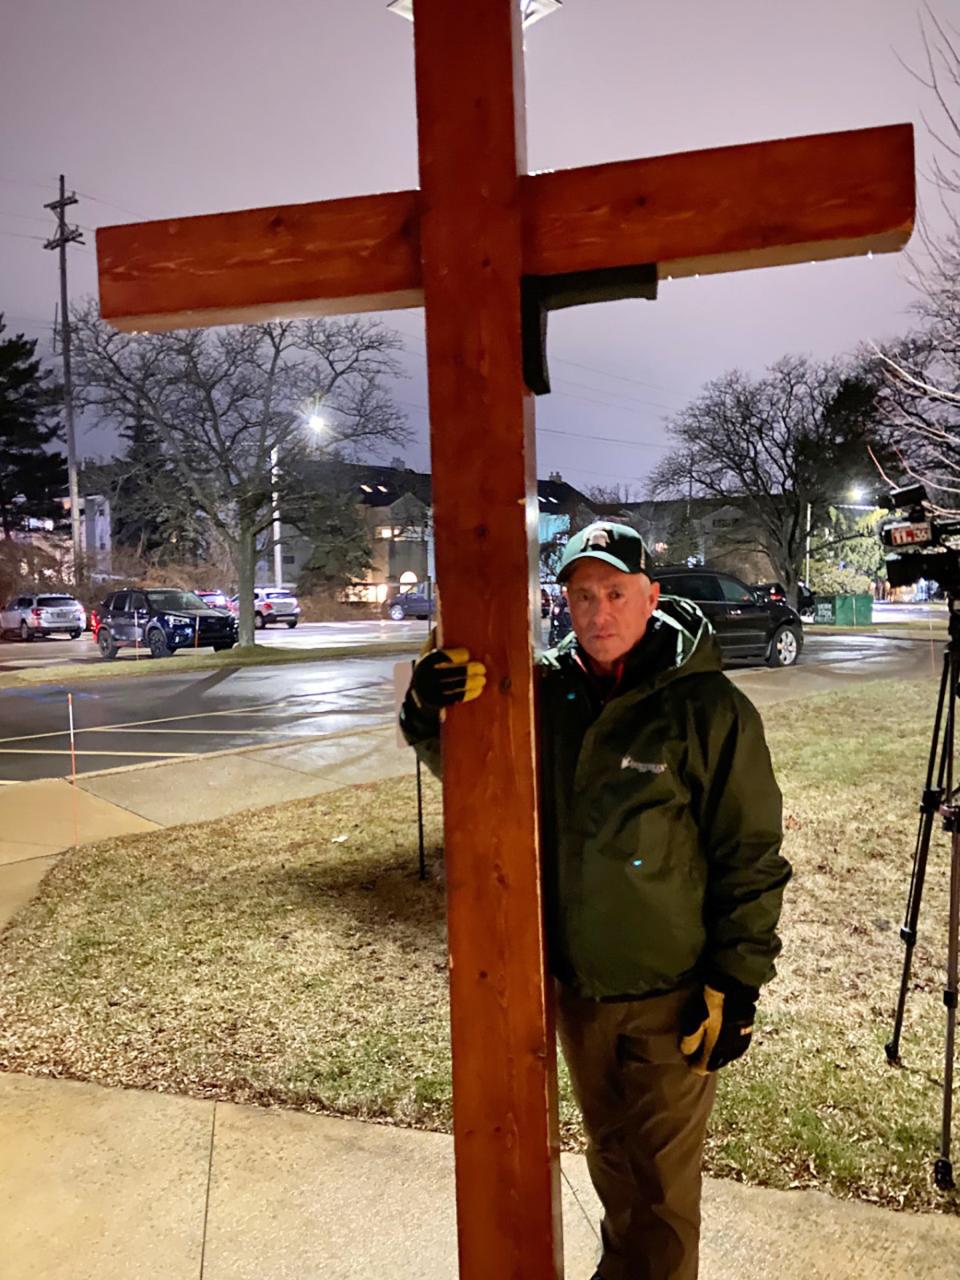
557, 521, 653, 582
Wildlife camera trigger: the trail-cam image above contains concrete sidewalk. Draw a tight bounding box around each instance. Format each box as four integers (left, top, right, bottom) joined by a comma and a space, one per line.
2, 696, 959, 1276
2, 1070, 958, 1279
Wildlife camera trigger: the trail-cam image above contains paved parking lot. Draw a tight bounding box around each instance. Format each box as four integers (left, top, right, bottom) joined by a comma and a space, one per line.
0, 630, 940, 784
0, 656, 408, 784
0, 619, 430, 673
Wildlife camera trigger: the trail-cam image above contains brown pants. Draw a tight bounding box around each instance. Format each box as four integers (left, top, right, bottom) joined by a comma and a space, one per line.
557, 983, 717, 1280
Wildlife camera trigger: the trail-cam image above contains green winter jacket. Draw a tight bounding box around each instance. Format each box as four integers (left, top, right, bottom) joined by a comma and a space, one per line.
401, 598, 790, 1000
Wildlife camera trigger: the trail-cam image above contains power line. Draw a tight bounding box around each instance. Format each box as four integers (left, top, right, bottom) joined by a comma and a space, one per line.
552, 355, 679, 396
0, 209, 58, 226
395, 396, 666, 452
0, 173, 144, 219
539, 426, 668, 450
551, 387, 672, 417
74, 189, 146, 219
553, 373, 677, 412
0, 173, 58, 194
0, 229, 47, 242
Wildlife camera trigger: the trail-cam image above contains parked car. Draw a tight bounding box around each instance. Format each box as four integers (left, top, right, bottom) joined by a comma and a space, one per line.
230, 588, 301, 629
653, 565, 803, 666
383, 583, 436, 621
0, 592, 86, 641
95, 588, 238, 659
196, 589, 231, 611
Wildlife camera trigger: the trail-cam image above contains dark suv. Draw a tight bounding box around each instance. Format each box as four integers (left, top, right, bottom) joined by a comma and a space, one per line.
653, 566, 802, 666
96, 588, 239, 660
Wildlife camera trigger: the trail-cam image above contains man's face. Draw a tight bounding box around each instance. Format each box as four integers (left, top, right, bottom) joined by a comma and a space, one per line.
564, 558, 661, 670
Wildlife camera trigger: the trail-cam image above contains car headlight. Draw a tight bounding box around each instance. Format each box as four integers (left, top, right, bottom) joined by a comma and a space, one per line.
167, 614, 193, 626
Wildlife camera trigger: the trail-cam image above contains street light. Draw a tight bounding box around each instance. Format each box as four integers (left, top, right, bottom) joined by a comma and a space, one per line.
387, 0, 563, 29
270, 408, 329, 588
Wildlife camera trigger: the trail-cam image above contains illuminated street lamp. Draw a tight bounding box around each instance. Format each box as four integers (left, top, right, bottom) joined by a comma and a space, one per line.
387, 0, 563, 29
270, 409, 328, 588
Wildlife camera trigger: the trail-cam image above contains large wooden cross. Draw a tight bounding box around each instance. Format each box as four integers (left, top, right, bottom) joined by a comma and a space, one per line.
96, 4, 913, 1275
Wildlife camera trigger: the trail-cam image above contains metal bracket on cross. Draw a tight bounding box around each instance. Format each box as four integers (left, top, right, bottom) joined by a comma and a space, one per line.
520, 263, 658, 395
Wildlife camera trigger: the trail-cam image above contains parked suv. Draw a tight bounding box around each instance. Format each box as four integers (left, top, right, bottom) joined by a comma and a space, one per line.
96, 588, 238, 659
230, 588, 301, 629
653, 565, 803, 666
0, 592, 86, 641
383, 583, 436, 621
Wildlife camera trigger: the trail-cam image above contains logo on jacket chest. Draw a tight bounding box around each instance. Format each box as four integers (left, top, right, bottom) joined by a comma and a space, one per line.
620, 755, 667, 775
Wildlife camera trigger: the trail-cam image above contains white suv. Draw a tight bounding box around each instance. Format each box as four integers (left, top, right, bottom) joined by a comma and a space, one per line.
231, 588, 301, 629
1, 592, 87, 641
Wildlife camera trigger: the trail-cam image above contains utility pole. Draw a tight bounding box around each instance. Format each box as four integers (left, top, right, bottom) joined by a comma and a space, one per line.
44, 175, 84, 584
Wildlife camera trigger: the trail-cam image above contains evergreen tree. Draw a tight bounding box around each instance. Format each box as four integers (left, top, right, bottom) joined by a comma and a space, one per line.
0, 316, 66, 537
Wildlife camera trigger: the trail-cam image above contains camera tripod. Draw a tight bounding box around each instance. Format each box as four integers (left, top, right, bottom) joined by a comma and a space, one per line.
885, 594, 960, 1192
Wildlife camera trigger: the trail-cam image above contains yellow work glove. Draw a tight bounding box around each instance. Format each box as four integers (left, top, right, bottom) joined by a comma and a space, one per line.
408, 645, 487, 711
679, 982, 757, 1075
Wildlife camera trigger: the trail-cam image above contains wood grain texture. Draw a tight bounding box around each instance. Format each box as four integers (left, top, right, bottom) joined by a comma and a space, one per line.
96, 189, 422, 331
522, 123, 914, 278
97, 124, 913, 332
413, 1, 563, 1277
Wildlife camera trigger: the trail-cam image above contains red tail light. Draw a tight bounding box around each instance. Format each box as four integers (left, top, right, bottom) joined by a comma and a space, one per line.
31, 608, 42, 619
264, 602, 273, 610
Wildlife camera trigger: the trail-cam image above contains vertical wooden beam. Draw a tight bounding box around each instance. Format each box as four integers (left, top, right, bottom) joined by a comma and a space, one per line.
413, 2, 562, 1277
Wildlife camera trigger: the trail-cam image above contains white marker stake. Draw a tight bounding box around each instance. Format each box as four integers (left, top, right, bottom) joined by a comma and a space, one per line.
67, 692, 79, 847
67, 692, 77, 783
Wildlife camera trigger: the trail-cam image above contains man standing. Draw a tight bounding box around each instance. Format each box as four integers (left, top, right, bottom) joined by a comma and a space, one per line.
400, 522, 790, 1280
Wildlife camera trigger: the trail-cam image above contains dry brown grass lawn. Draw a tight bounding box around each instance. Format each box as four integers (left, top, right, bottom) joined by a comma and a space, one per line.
0, 675, 956, 1213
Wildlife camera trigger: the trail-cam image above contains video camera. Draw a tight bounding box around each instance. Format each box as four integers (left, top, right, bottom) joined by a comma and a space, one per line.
876, 483, 960, 592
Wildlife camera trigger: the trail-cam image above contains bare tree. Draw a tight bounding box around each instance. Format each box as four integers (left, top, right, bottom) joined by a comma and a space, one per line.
873, 325, 960, 510
648, 356, 881, 604
585, 482, 642, 506
870, 8, 960, 509
71, 305, 409, 644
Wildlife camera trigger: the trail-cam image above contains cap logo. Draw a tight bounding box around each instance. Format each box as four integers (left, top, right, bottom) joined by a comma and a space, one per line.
585, 526, 611, 550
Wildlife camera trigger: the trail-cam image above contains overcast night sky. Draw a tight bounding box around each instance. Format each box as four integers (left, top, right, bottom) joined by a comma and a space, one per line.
0, 0, 950, 494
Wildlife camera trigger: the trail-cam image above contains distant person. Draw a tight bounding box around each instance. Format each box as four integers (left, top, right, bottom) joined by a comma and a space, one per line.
400, 522, 790, 1280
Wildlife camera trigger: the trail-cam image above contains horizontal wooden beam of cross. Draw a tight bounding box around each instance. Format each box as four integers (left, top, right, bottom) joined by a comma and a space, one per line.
98, 123, 913, 335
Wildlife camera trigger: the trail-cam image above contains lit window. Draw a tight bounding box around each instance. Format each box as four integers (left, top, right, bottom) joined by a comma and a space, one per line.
377, 526, 394, 539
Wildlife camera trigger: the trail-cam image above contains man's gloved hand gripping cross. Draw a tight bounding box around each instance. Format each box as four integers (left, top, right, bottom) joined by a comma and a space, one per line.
408, 645, 487, 711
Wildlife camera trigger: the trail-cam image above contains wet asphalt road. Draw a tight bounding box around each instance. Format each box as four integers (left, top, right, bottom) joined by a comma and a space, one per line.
0, 655, 408, 784
0, 631, 940, 783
